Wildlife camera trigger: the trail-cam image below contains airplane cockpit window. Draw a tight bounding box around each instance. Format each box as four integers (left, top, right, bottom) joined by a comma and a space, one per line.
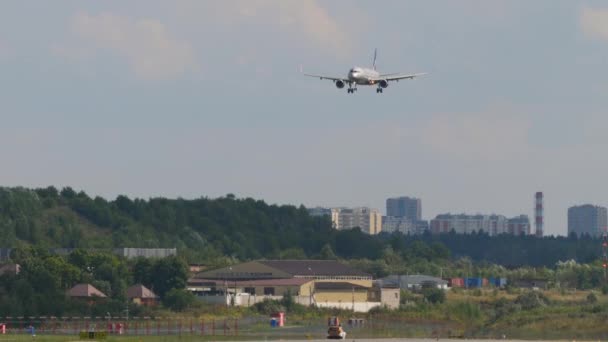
349, 68, 355, 73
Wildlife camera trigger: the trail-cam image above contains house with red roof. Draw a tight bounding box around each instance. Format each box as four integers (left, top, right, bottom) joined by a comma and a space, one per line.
126, 284, 158, 306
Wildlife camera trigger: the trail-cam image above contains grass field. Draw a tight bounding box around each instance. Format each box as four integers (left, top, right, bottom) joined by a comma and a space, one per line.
3, 289, 608, 341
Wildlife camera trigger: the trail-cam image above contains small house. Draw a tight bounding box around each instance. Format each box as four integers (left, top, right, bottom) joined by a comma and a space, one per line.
126, 284, 158, 306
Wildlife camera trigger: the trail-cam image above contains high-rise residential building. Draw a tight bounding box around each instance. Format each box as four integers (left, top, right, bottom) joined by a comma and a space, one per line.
508, 215, 531, 235
430, 214, 529, 236
382, 216, 414, 234
568, 204, 608, 238
382, 217, 429, 235
386, 196, 421, 221
309, 207, 382, 235
413, 220, 430, 234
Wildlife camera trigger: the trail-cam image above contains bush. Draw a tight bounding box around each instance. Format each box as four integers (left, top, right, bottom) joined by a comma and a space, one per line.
587, 292, 598, 304
448, 301, 482, 322
492, 297, 520, 322
515, 291, 550, 310
451, 287, 463, 294
505, 285, 520, 295
162, 289, 196, 311
253, 299, 284, 315
400, 289, 418, 305
422, 288, 446, 304
280, 290, 306, 314
602, 284, 608, 295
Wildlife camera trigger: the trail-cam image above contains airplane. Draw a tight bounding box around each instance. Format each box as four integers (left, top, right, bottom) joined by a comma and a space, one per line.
303, 49, 426, 94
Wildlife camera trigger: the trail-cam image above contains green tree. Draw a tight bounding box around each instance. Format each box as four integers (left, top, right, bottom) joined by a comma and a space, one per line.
132, 257, 154, 287
162, 288, 196, 311
422, 288, 446, 304
151, 256, 189, 298
318, 244, 338, 260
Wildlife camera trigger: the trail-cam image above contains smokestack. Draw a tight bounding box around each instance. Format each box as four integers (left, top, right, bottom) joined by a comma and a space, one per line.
535, 192, 543, 237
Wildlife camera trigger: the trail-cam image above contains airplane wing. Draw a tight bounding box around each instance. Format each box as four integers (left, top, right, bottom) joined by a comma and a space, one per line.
303, 73, 350, 82
375, 72, 427, 82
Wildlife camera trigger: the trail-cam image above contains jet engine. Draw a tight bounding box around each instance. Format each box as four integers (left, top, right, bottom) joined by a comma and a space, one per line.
335, 80, 345, 89
379, 80, 389, 88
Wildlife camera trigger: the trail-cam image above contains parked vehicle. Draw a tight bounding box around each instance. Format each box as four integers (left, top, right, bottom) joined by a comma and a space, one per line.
327, 317, 346, 339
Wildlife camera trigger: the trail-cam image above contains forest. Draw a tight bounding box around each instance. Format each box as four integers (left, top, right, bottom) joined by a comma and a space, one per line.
0, 185, 606, 316
0, 247, 191, 317
0, 186, 601, 267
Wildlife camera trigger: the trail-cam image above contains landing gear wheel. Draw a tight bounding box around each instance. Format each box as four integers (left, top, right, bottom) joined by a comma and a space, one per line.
376, 88, 383, 93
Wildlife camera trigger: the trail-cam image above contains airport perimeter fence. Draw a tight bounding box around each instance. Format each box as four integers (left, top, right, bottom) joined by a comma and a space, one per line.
0, 316, 458, 339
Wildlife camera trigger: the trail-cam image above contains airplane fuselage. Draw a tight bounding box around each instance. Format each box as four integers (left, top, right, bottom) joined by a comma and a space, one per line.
348, 67, 380, 85
302, 49, 425, 94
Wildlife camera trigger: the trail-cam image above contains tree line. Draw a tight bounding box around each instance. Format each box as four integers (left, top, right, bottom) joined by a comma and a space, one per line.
0, 247, 191, 317
0, 186, 603, 268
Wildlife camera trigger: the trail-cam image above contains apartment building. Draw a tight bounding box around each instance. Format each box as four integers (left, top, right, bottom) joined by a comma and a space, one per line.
430, 214, 530, 236
568, 204, 608, 237
386, 196, 421, 221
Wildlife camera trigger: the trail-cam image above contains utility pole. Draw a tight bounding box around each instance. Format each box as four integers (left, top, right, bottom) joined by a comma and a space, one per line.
308, 266, 315, 306
351, 286, 355, 312
603, 227, 607, 283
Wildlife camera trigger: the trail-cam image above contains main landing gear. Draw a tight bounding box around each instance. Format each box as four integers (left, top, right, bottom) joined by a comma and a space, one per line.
347, 87, 357, 94
376, 88, 383, 93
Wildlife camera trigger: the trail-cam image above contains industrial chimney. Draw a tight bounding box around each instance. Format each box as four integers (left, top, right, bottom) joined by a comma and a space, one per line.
535, 192, 543, 237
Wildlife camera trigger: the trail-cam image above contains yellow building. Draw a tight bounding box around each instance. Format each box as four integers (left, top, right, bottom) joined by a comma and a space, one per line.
187, 260, 387, 311
330, 207, 382, 235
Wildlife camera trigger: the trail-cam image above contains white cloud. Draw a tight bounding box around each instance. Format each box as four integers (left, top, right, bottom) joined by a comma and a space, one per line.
59, 12, 197, 80
275, 1, 352, 53
175, 0, 355, 56
581, 6, 608, 41
417, 110, 532, 162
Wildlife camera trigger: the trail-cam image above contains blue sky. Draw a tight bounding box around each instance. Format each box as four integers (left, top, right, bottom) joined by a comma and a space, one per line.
1, 1, 608, 235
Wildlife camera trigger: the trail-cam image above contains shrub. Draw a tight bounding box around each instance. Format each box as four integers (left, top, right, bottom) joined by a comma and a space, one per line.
280, 290, 307, 314
422, 288, 446, 304
253, 299, 284, 315
587, 292, 598, 304
400, 289, 417, 305
448, 301, 482, 322
506, 285, 520, 295
515, 291, 550, 310
162, 288, 196, 312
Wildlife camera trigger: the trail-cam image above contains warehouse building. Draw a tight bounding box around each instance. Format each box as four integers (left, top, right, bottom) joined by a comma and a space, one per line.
188, 260, 396, 312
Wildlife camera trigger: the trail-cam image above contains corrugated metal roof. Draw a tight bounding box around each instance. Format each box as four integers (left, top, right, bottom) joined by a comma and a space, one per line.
315, 282, 369, 290
258, 260, 371, 277
189, 278, 312, 287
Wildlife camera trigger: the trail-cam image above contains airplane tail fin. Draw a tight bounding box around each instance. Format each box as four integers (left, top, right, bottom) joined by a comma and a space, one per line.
372, 48, 377, 70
